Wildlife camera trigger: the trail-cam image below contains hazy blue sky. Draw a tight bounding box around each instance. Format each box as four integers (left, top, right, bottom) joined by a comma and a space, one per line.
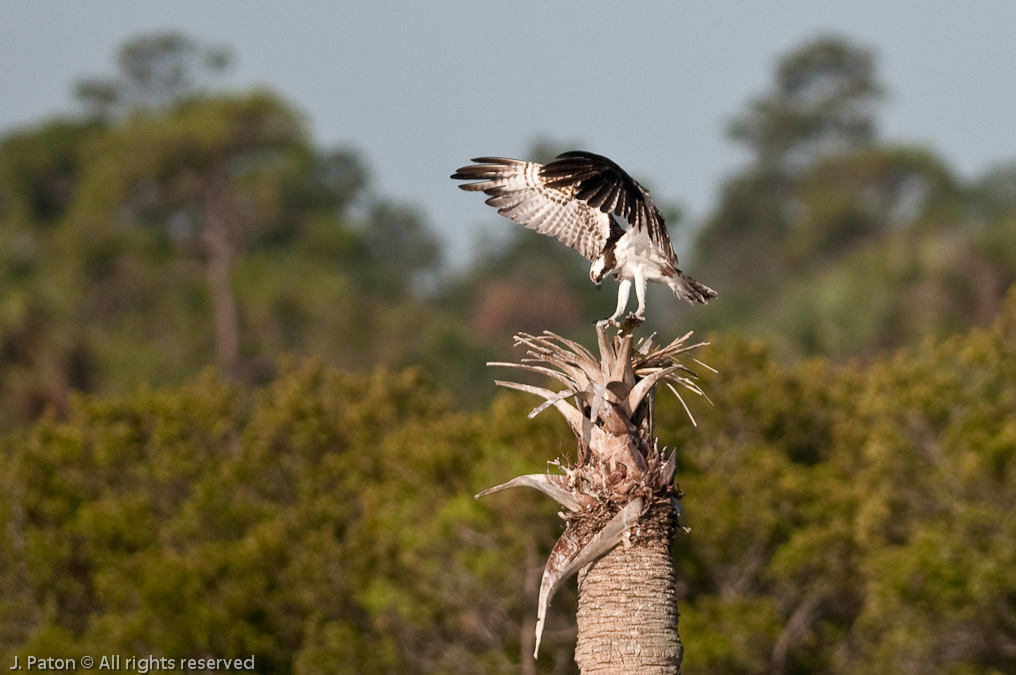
3, 2, 1015, 264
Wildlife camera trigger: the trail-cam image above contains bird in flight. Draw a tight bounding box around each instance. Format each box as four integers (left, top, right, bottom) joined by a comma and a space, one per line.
451, 151, 716, 324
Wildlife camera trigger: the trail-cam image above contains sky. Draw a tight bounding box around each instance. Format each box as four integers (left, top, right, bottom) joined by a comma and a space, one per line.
3, 1, 1016, 265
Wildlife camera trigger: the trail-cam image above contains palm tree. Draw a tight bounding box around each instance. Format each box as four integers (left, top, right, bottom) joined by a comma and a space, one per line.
478, 322, 710, 674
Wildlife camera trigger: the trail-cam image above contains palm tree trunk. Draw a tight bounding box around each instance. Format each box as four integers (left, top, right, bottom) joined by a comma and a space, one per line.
574, 499, 682, 674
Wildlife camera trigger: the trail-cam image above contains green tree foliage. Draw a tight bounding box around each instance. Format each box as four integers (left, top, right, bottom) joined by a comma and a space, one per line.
5, 31, 1016, 426
4, 29, 1016, 673
696, 35, 884, 289
0, 362, 580, 674
76, 32, 232, 120
728, 35, 883, 171
71, 91, 318, 375
658, 287, 1016, 675
3, 290, 1015, 673
360, 201, 440, 296
0, 33, 473, 425
0, 119, 100, 424
691, 35, 1016, 362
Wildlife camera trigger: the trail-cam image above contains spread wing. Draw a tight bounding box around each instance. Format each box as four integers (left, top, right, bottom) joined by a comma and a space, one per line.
451, 157, 620, 261
540, 151, 676, 259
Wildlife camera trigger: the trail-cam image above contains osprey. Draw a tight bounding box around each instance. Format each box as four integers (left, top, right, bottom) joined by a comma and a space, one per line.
452, 151, 716, 323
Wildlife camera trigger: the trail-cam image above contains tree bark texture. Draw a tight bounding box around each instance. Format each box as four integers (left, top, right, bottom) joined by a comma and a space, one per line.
574, 498, 681, 674
202, 163, 241, 376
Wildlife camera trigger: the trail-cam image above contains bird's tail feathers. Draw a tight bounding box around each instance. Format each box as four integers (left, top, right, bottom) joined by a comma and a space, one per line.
668, 271, 717, 305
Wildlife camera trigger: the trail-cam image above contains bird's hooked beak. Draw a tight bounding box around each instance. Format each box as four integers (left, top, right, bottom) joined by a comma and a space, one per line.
589, 257, 609, 290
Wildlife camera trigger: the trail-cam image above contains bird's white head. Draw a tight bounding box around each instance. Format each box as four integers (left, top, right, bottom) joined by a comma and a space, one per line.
589, 258, 607, 289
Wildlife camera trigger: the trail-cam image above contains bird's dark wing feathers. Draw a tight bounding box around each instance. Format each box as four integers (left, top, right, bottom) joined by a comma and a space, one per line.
451, 157, 621, 261
540, 151, 674, 254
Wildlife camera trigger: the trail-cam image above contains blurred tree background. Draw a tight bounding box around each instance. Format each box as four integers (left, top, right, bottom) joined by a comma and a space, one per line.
687, 36, 1016, 358
1, 32, 1015, 674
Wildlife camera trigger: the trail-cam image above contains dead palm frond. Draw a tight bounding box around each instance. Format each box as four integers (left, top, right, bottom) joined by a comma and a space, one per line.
477, 323, 710, 655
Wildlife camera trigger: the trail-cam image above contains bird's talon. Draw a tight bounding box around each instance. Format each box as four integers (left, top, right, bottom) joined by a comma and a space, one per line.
615, 312, 645, 335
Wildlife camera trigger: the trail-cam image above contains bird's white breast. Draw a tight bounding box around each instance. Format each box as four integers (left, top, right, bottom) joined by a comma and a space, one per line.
613, 227, 675, 282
